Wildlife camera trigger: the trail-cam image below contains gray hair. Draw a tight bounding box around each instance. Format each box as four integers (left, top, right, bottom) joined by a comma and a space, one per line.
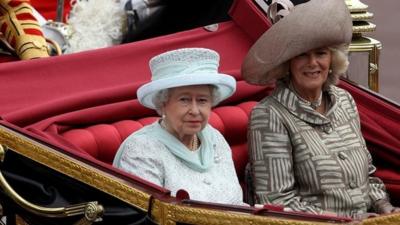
152, 85, 220, 115
280, 44, 349, 89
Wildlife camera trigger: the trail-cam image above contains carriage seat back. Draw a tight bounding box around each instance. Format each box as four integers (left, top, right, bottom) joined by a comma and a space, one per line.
60, 101, 258, 185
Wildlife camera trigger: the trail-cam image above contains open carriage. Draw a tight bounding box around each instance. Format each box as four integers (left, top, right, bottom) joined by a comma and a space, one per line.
0, 0, 399, 224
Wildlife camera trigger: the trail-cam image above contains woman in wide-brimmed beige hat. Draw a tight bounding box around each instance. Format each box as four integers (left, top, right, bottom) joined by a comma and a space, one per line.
244, 0, 400, 220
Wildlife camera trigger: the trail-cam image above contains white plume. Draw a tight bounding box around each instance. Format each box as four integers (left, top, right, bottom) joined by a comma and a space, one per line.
65, 0, 126, 53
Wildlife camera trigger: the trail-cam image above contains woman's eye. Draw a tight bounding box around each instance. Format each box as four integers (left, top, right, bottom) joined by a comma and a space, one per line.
179, 97, 190, 103
198, 98, 210, 104
316, 49, 329, 56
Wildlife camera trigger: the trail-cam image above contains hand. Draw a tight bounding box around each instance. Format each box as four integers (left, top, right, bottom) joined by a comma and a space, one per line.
353, 212, 379, 221
374, 199, 398, 214
388, 207, 400, 214
320, 210, 337, 217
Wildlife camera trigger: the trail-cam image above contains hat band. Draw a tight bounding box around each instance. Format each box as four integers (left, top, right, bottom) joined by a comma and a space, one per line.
152, 61, 218, 81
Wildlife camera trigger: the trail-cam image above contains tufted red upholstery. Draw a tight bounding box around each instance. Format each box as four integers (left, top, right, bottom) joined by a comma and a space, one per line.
60, 101, 258, 185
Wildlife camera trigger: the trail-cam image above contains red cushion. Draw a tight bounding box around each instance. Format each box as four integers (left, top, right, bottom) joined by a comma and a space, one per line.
60, 102, 257, 183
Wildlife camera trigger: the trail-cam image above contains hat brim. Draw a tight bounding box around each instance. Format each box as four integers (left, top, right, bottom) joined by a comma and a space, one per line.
137, 73, 236, 109
241, 0, 352, 85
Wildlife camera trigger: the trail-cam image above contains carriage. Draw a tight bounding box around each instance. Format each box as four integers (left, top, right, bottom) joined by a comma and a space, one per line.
0, 0, 399, 224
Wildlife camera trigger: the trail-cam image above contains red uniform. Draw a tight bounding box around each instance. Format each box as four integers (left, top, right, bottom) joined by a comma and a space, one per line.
0, 0, 49, 59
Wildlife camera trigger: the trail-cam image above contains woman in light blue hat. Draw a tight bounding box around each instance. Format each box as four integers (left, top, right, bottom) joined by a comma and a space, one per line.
113, 48, 244, 205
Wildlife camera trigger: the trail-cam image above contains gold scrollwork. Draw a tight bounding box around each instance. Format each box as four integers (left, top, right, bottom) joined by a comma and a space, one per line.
157, 202, 329, 225
352, 23, 377, 34
0, 126, 151, 212
351, 12, 373, 21
359, 213, 400, 225
152, 199, 400, 225
0, 165, 103, 219
84, 202, 104, 222
369, 63, 378, 74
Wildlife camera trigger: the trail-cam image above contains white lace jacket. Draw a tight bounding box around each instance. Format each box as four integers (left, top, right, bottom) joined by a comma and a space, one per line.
114, 122, 244, 205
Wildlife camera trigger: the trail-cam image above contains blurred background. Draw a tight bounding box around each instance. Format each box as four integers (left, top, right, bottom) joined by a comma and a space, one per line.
357, 0, 400, 103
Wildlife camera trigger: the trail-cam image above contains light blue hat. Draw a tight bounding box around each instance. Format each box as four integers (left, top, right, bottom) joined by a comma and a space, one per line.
137, 48, 236, 109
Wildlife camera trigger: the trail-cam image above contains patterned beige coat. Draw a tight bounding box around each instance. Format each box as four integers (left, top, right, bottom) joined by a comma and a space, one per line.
248, 83, 389, 218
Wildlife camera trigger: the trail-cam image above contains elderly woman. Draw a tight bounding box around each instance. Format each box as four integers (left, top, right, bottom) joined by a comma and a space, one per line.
243, 0, 399, 220
113, 48, 243, 205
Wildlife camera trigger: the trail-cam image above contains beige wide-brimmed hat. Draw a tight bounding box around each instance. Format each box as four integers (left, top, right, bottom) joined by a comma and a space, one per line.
241, 0, 353, 85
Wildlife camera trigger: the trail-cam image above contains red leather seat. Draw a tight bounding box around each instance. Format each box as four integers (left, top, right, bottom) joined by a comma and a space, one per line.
60, 101, 258, 186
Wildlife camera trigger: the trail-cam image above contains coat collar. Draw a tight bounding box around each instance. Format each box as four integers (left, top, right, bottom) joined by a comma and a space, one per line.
272, 82, 340, 125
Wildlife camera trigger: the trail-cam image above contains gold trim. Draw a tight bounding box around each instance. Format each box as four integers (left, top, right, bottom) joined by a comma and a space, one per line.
0, 162, 103, 218
0, 125, 151, 211
157, 201, 333, 225
353, 22, 376, 34
358, 213, 400, 225
155, 200, 400, 225
350, 36, 382, 92
346, 0, 368, 13
0, 144, 5, 162
350, 37, 382, 50
351, 12, 373, 21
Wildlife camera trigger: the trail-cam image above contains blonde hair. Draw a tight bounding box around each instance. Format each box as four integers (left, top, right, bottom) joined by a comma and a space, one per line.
326, 44, 350, 88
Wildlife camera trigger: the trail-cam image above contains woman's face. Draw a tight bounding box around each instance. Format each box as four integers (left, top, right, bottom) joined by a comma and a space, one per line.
290, 47, 332, 92
162, 85, 213, 139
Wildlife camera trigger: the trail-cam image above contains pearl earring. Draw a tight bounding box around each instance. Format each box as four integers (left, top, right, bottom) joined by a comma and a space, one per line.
329, 69, 333, 74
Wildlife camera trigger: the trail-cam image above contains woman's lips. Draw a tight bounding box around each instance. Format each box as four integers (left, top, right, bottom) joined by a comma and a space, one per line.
304, 71, 321, 78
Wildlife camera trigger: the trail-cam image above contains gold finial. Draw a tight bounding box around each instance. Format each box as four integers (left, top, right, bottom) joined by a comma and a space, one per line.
346, 0, 368, 12
346, 0, 376, 35
347, 0, 382, 92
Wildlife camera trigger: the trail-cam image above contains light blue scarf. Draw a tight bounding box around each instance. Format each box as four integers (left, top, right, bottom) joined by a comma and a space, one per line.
114, 121, 215, 172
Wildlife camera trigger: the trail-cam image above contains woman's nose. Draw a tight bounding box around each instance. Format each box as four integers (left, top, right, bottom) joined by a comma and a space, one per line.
307, 54, 318, 66
189, 100, 200, 114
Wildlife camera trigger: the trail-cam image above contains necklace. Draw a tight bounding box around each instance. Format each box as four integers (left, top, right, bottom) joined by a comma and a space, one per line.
290, 83, 323, 109
190, 135, 199, 151
309, 92, 323, 109
160, 119, 199, 151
